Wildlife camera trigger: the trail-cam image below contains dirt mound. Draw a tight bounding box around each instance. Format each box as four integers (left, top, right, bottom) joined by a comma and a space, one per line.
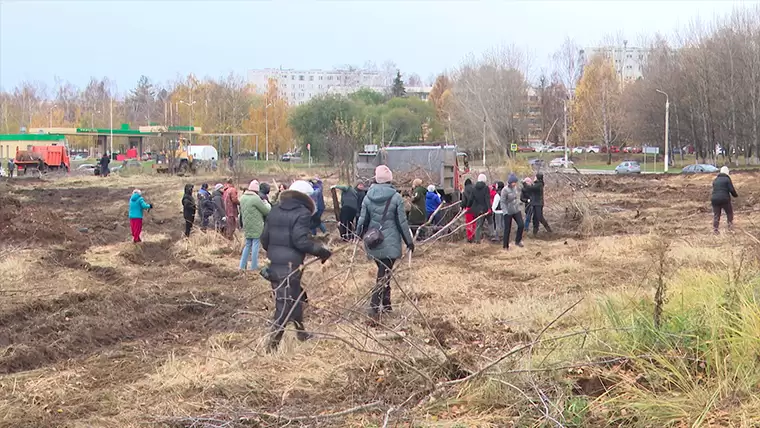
0, 289, 243, 374
0, 196, 81, 245
119, 239, 175, 266
46, 248, 124, 283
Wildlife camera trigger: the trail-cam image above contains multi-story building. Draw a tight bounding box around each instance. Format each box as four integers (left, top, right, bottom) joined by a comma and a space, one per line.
405, 86, 433, 102
247, 68, 387, 106
579, 42, 650, 84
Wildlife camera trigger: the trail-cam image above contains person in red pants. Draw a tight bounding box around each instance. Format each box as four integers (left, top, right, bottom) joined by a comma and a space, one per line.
462, 178, 476, 242
128, 189, 152, 243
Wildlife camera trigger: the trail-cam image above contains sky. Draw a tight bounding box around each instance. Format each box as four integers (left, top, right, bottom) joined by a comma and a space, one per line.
1, 0, 758, 93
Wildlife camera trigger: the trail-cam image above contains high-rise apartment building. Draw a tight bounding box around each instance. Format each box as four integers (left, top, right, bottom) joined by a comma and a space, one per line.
579, 42, 650, 83
248, 68, 387, 105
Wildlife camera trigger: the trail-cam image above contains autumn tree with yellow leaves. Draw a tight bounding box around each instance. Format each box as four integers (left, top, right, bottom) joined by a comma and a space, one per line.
572, 53, 624, 164
245, 78, 293, 156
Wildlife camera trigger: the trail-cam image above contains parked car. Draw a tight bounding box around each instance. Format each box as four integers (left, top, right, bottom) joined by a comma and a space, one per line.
615, 161, 642, 174
112, 159, 142, 174
549, 146, 567, 153
76, 164, 97, 175
528, 158, 545, 169
622, 147, 642, 154
281, 152, 302, 162
586, 146, 601, 154
572, 147, 585, 154
549, 157, 574, 168
517, 146, 535, 152
534, 145, 550, 153
682, 164, 719, 174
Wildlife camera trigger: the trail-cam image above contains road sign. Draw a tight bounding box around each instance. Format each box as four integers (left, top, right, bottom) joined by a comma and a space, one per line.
644, 146, 660, 154
510, 143, 518, 152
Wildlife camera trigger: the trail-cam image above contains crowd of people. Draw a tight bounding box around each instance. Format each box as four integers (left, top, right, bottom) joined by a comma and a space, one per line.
123, 163, 744, 353
125, 165, 559, 352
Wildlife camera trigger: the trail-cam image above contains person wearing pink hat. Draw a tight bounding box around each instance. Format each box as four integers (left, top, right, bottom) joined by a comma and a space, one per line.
357, 165, 414, 321
239, 180, 271, 270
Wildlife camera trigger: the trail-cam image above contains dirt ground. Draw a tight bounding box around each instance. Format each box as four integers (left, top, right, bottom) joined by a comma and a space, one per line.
1, 170, 758, 427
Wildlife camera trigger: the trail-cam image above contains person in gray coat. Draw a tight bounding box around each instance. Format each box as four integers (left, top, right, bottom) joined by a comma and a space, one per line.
212, 183, 226, 233
357, 165, 414, 319
500, 174, 525, 249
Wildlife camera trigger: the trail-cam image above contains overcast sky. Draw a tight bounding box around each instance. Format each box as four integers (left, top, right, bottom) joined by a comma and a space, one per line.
1, 0, 758, 92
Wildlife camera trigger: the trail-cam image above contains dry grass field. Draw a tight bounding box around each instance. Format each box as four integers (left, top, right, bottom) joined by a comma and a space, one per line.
2, 170, 760, 427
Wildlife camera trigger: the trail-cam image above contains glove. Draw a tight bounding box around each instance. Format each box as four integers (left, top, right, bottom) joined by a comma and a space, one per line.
317, 247, 332, 263
149, 204, 153, 209
222, 216, 227, 222
330, 185, 337, 189
407, 243, 415, 253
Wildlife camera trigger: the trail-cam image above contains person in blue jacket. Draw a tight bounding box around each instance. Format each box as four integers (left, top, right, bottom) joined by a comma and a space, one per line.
425, 184, 442, 225
309, 177, 327, 235
128, 189, 152, 243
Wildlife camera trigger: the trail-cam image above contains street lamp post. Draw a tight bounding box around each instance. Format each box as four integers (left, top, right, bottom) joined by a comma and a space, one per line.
482, 115, 486, 167
48, 104, 57, 128
656, 89, 670, 172
91, 110, 101, 128
179, 99, 197, 144
563, 99, 569, 166
265, 102, 272, 161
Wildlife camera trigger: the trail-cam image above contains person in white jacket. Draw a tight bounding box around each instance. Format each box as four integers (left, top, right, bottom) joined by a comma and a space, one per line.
491, 181, 505, 240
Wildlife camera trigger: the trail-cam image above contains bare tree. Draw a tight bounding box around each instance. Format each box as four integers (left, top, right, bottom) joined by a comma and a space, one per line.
449, 44, 532, 160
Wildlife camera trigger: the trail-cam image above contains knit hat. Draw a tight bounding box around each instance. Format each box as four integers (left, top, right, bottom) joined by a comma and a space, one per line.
523, 177, 533, 185
214, 183, 224, 191
720, 166, 730, 175
289, 180, 315, 196
248, 180, 260, 192
412, 178, 423, 187
132, 189, 141, 195
477, 173, 487, 183
375, 165, 393, 184
507, 173, 518, 184
259, 182, 271, 195
427, 184, 436, 192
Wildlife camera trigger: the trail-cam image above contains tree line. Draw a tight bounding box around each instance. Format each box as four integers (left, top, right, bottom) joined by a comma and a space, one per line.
2, 4, 759, 166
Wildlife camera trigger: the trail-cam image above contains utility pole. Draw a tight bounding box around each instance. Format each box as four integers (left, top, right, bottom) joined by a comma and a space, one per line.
657, 89, 670, 172
109, 98, 114, 157
48, 104, 56, 128
563, 99, 569, 166
482, 115, 486, 167
265, 101, 272, 161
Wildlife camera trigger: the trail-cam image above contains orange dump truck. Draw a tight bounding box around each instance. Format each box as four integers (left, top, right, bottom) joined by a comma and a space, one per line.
15, 145, 71, 175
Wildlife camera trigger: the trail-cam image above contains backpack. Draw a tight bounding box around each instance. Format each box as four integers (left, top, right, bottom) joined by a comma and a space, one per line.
363, 198, 393, 250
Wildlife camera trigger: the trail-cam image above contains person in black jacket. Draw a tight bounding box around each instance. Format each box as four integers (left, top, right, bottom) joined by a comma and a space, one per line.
99, 153, 111, 177
355, 182, 367, 226
261, 180, 332, 352
711, 166, 738, 233
521, 177, 533, 232
462, 178, 476, 242
522, 172, 552, 236
197, 183, 215, 232
182, 183, 197, 237
466, 174, 492, 243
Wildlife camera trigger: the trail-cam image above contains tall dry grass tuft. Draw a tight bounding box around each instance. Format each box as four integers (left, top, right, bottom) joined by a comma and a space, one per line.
592, 254, 760, 426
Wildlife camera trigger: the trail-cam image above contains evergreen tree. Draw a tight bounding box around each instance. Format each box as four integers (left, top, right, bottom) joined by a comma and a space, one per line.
391, 70, 406, 98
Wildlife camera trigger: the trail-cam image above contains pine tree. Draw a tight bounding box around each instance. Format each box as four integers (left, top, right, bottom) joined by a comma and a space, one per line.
391, 70, 406, 98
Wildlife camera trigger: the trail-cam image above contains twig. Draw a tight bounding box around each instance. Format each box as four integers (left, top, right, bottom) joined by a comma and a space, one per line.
184, 291, 215, 307
237, 400, 383, 422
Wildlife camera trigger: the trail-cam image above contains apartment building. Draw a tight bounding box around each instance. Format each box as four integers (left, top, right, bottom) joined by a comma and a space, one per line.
248, 68, 387, 105
579, 42, 650, 83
